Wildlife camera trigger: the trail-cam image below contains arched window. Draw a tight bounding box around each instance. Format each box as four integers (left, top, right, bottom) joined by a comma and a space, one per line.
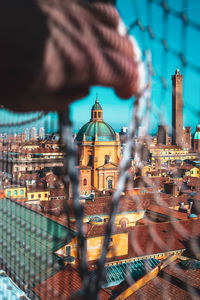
83, 178, 87, 186
94, 112, 97, 118
108, 179, 112, 189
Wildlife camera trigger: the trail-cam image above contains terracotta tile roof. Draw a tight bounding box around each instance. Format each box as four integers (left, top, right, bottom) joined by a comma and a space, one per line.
150, 193, 192, 209
50, 188, 66, 197
34, 265, 112, 300
147, 204, 189, 220
33, 266, 82, 300
83, 195, 151, 217
133, 176, 167, 188
127, 219, 200, 259
130, 259, 200, 300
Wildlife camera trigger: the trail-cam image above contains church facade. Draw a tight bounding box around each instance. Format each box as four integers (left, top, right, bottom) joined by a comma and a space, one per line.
75, 98, 121, 194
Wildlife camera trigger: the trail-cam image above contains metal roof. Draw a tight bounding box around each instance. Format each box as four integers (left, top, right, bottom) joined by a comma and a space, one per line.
0, 198, 76, 287
76, 120, 116, 142
91, 98, 102, 110
90, 258, 160, 288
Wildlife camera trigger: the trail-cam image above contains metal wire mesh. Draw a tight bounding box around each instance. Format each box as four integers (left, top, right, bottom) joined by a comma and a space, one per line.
0, 0, 200, 299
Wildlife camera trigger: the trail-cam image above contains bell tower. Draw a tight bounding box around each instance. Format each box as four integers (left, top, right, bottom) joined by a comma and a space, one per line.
172, 69, 184, 147
91, 97, 103, 121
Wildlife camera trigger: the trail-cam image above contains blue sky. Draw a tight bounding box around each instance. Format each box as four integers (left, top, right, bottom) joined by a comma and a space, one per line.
70, 0, 200, 135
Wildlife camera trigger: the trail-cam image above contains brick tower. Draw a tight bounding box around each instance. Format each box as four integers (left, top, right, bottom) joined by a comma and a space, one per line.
172, 69, 184, 147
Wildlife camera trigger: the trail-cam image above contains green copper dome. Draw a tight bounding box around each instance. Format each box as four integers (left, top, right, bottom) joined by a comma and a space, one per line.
76, 121, 116, 142
193, 132, 200, 140
91, 98, 102, 110
193, 124, 200, 140
76, 98, 116, 142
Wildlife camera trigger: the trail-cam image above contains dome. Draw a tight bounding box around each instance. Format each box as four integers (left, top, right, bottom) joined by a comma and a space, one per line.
91, 98, 102, 110
193, 124, 200, 140
76, 121, 116, 142
193, 132, 200, 140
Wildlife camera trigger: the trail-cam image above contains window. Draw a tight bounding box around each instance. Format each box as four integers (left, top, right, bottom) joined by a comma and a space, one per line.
98, 112, 101, 118
94, 112, 97, 118
20, 190, 24, 195
38, 194, 41, 198
65, 246, 71, 256
14, 190, 17, 196
88, 155, 93, 166
108, 179, 113, 189
83, 179, 87, 186
31, 194, 34, 199
7, 191, 11, 197
45, 193, 48, 198
105, 155, 110, 164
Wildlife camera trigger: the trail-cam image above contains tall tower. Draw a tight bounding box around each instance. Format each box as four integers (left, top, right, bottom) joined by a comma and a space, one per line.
39, 127, 45, 140
24, 128, 30, 141
30, 127, 37, 141
172, 69, 184, 147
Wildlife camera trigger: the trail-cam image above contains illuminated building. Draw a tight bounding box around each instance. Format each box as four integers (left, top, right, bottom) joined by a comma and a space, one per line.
75, 98, 121, 193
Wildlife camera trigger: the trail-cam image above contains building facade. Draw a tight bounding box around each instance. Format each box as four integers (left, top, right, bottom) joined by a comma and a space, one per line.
75, 98, 121, 193
157, 125, 169, 145
184, 126, 191, 149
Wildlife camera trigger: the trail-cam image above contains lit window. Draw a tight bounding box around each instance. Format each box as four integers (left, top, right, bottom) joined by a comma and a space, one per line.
14, 190, 17, 196
7, 191, 11, 197
20, 190, 24, 195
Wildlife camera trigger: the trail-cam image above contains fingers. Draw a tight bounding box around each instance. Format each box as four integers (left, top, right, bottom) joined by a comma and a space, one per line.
0, 0, 143, 111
